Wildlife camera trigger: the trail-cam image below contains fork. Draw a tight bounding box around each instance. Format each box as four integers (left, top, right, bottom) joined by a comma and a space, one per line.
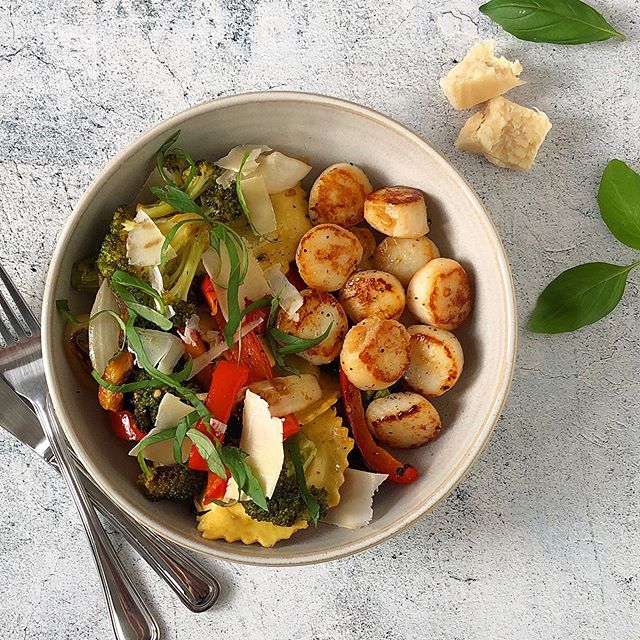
0, 266, 160, 640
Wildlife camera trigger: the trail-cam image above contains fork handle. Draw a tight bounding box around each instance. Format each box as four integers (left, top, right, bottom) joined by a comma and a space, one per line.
36, 398, 159, 640
81, 474, 219, 612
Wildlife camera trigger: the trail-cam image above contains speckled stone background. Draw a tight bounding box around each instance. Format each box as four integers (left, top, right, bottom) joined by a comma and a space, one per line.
1, 1, 638, 638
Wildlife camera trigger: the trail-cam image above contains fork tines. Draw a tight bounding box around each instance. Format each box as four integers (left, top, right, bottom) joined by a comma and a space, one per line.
0, 263, 40, 345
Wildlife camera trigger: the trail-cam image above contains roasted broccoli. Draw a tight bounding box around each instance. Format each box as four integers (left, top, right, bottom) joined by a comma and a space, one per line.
139, 160, 217, 220
165, 229, 209, 304
70, 256, 100, 294
242, 469, 328, 527
127, 371, 203, 432
138, 464, 206, 502
170, 299, 198, 329
163, 153, 189, 187
197, 166, 244, 223
96, 206, 137, 280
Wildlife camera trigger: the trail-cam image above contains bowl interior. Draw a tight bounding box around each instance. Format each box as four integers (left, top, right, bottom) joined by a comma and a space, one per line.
43, 93, 516, 565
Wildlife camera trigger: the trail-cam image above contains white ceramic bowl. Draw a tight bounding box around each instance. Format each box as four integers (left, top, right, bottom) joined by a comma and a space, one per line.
42, 92, 517, 566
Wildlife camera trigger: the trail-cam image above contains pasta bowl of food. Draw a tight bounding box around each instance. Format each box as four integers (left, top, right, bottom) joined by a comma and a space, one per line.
42, 92, 517, 565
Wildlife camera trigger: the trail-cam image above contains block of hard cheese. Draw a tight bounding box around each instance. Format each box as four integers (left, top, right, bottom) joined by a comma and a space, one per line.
440, 40, 524, 110
455, 96, 552, 170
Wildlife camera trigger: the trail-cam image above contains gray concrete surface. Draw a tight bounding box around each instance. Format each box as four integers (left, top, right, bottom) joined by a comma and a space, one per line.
0, 1, 638, 638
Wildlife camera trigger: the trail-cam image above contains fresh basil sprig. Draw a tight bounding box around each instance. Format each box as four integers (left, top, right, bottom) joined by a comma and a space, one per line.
531, 160, 640, 333
150, 185, 205, 216
269, 325, 333, 356
479, 0, 624, 45
287, 440, 321, 525
597, 160, 640, 250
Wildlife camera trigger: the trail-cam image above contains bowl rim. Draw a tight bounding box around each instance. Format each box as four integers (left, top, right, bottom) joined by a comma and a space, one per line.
42, 91, 518, 566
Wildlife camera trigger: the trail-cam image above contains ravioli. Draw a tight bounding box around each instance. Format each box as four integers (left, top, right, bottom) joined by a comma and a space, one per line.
231, 183, 312, 270
196, 408, 353, 546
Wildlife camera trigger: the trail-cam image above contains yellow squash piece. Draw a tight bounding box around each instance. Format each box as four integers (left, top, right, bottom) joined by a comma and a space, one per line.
197, 408, 353, 546
231, 183, 312, 270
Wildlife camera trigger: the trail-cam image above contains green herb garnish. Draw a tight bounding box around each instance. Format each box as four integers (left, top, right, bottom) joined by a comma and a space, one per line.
287, 440, 321, 525
531, 160, 640, 333
479, 0, 624, 45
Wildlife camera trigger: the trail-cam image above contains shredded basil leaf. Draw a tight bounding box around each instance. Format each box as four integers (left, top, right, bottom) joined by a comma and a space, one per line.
137, 427, 178, 476
287, 440, 320, 525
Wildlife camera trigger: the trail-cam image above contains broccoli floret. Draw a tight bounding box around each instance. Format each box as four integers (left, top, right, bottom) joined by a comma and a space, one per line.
138, 464, 206, 502
96, 206, 137, 280
163, 153, 189, 187
139, 160, 217, 220
71, 255, 100, 294
165, 230, 209, 304
197, 166, 244, 223
127, 371, 203, 432
170, 299, 198, 329
242, 470, 328, 527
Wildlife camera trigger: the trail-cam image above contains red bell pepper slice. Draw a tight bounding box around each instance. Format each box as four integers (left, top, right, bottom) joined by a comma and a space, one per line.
339, 368, 419, 485
201, 274, 218, 315
189, 360, 250, 472
107, 410, 146, 442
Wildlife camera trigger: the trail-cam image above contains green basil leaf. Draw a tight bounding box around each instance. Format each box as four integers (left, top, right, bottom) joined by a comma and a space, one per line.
174, 411, 199, 465
136, 427, 178, 476
479, 0, 624, 44
155, 130, 182, 187
287, 441, 320, 525
56, 299, 83, 325
186, 428, 226, 477
91, 369, 162, 393
151, 185, 204, 215
112, 270, 165, 310
597, 160, 640, 250
529, 262, 639, 333
269, 323, 333, 355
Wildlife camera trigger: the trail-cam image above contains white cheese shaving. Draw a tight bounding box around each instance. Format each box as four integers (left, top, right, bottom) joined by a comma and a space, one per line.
255, 152, 312, 194
128, 393, 194, 464
263, 265, 303, 321
216, 145, 271, 175
201, 247, 270, 320
135, 329, 184, 374
322, 469, 387, 530
177, 314, 200, 347
216, 168, 237, 189
240, 390, 284, 499
126, 211, 176, 267
238, 172, 277, 236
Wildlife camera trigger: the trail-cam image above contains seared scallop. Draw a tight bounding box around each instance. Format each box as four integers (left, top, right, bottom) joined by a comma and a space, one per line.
364, 186, 429, 238
366, 392, 441, 449
276, 289, 348, 365
374, 236, 440, 286
338, 269, 405, 322
403, 325, 464, 397
406, 258, 472, 330
295, 223, 363, 291
351, 226, 377, 270
308, 163, 373, 227
340, 318, 410, 390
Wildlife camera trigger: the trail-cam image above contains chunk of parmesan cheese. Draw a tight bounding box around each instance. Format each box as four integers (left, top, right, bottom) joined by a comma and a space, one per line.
126, 211, 176, 266
263, 265, 303, 321
322, 469, 387, 530
128, 393, 194, 464
201, 247, 270, 320
440, 40, 524, 111
455, 96, 552, 170
240, 390, 284, 499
